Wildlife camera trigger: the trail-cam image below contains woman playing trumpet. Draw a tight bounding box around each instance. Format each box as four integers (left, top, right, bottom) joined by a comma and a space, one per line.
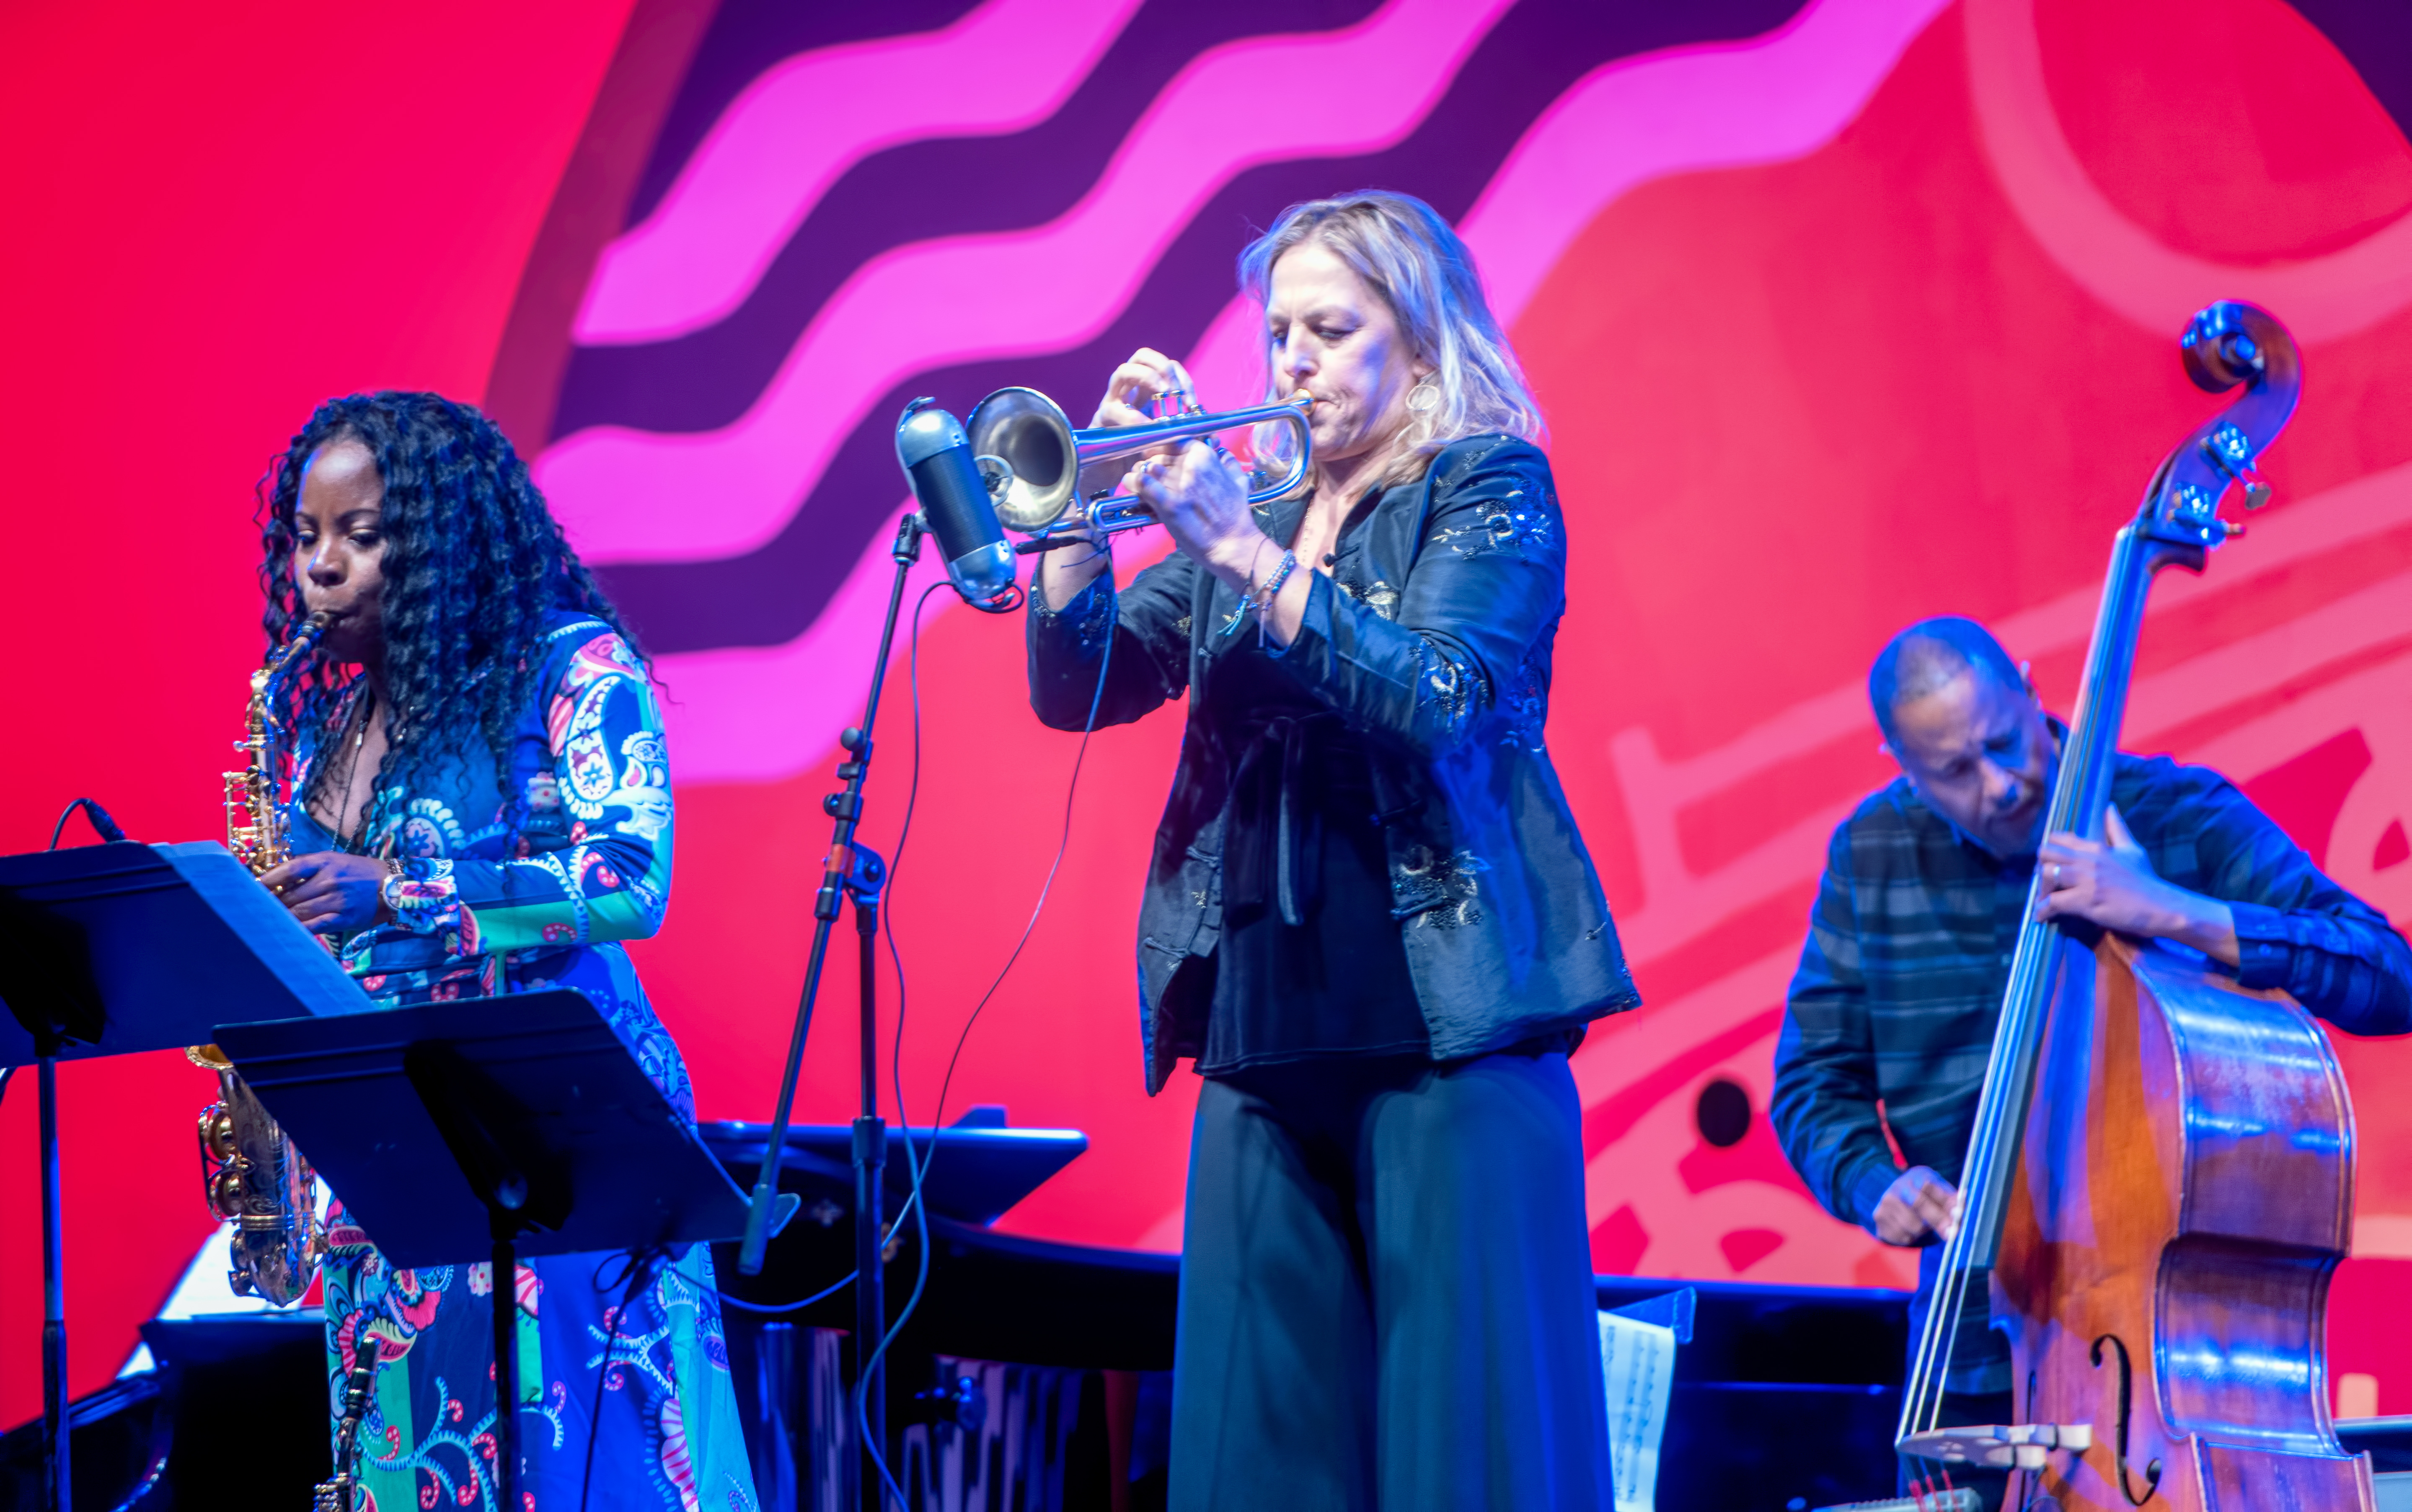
1029, 190, 1638, 1509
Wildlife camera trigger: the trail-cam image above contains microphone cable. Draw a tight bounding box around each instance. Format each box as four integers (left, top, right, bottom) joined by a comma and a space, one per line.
859, 553, 1119, 1507
49, 796, 128, 849
711, 579, 953, 1323
713, 1269, 856, 1317
701, 551, 1118, 1504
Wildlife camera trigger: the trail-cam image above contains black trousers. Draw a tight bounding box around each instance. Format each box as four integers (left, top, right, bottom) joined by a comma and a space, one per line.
1169, 1049, 1614, 1511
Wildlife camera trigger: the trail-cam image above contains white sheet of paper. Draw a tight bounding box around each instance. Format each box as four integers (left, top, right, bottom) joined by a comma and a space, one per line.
1599, 1310, 1677, 1512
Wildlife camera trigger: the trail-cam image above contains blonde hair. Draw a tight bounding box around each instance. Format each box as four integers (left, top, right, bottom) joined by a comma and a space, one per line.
1238, 189, 1543, 488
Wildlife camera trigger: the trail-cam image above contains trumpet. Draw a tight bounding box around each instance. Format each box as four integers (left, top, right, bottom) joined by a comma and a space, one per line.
965, 384, 1314, 547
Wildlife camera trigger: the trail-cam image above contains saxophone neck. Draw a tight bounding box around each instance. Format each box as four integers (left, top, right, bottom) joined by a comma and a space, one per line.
229, 611, 333, 876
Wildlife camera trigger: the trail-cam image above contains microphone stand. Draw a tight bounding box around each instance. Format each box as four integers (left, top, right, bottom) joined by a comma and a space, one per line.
737, 509, 931, 1501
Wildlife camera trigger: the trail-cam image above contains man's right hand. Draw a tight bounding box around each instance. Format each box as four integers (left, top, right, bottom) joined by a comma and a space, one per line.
1873, 1166, 1962, 1246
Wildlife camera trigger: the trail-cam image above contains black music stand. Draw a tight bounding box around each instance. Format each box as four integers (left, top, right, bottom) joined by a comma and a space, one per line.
0, 840, 375, 1512
214, 989, 795, 1511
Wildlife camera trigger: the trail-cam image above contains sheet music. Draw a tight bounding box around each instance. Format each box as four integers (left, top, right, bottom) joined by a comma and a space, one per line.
1599, 1309, 1677, 1512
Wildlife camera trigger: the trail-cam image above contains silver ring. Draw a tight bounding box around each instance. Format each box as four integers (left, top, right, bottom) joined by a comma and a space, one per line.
2050, 863, 2062, 884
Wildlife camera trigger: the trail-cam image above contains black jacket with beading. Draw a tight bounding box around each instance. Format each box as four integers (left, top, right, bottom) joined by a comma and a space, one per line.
1026, 434, 1640, 1093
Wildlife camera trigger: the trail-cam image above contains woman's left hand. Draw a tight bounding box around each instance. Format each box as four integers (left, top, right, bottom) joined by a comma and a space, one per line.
1132, 441, 1275, 590
259, 851, 394, 934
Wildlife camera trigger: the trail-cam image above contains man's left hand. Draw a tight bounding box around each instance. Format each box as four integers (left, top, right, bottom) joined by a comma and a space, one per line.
2036, 805, 2240, 965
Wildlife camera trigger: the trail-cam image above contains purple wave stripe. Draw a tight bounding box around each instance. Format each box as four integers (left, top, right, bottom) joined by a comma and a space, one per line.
557, 0, 1390, 442
536, 0, 1518, 568
1461, 0, 1952, 327
1184, 295, 1272, 412
653, 494, 1176, 783
649, 0, 1945, 783
1165, 0, 1947, 440
577, 0, 1146, 346
656, 496, 944, 785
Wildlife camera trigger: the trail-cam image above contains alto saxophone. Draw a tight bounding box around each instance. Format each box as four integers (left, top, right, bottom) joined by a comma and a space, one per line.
191, 610, 332, 1306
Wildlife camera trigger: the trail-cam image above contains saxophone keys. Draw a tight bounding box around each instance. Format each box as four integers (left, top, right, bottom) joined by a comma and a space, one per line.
198, 1106, 239, 1163
208, 1166, 247, 1220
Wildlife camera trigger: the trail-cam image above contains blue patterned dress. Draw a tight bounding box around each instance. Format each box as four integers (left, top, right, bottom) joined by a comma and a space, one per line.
287, 613, 756, 1512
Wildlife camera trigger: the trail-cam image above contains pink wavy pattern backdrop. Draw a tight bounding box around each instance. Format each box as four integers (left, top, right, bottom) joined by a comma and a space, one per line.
29, 0, 2402, 1432
575, 0, 1148, 344
537, 0, 1517, 568
520, 0, 2412, 1408
560, 0, 1963, 784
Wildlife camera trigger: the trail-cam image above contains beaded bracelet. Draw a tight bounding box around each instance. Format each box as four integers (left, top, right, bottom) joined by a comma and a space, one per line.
1218, 547, 1298, 636
1255, 548, 1299, 614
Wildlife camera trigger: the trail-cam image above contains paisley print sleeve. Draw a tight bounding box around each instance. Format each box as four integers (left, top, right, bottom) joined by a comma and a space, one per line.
433, 631, 675, 954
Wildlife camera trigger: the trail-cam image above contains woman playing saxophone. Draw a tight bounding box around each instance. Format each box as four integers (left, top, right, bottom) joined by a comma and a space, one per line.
248, 392, 753, 1511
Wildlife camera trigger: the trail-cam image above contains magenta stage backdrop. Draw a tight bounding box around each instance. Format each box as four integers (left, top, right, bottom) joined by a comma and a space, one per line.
5, 0, 2411, 1429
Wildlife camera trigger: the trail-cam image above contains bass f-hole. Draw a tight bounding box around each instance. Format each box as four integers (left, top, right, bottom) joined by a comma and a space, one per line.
2089, 1334, 2162, 1508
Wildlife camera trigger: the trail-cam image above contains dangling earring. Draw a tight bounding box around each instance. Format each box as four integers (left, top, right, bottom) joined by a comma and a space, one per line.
1405, 378, 1440, 414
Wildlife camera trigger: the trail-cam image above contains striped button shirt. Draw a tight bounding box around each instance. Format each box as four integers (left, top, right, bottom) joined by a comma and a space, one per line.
1773, 750, 2412, 1238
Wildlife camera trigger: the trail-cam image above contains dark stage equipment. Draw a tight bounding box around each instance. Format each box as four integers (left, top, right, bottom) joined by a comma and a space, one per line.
0, 839, 376, 1512
212, 988, 770, 1512
740, 393, 1039, 1507
0, 1110, 2099, 1512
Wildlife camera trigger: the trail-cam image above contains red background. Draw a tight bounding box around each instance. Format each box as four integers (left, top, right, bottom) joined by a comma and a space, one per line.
6, 0, 2411, 1432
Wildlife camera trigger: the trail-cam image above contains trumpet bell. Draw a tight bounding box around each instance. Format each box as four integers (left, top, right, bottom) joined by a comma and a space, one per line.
965, 384, 1316, 540
965, 388, 1081, 532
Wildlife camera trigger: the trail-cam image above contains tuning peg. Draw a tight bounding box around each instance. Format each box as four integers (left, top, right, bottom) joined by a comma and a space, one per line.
2200, 423, 2273, 509
2222, 519, 2246, 538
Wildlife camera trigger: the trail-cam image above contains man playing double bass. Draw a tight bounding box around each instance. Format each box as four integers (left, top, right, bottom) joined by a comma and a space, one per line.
1771, 614, 2412, 1501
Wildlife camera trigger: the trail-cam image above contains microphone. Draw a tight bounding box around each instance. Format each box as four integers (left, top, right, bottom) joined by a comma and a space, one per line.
895, 398, 1016, 607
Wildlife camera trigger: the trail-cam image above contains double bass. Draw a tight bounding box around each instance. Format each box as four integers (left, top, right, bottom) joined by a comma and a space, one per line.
1897, 302, 2376, 1510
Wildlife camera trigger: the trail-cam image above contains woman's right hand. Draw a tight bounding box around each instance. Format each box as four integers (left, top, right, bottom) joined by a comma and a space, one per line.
1040, 348, 1187, 612
1085, 347, 1197, 497
259, 850, 394, 934
1092, 346, 1187, 430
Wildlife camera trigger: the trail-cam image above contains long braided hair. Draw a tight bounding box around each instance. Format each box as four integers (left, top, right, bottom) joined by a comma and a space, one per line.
256, 391, 640, 833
